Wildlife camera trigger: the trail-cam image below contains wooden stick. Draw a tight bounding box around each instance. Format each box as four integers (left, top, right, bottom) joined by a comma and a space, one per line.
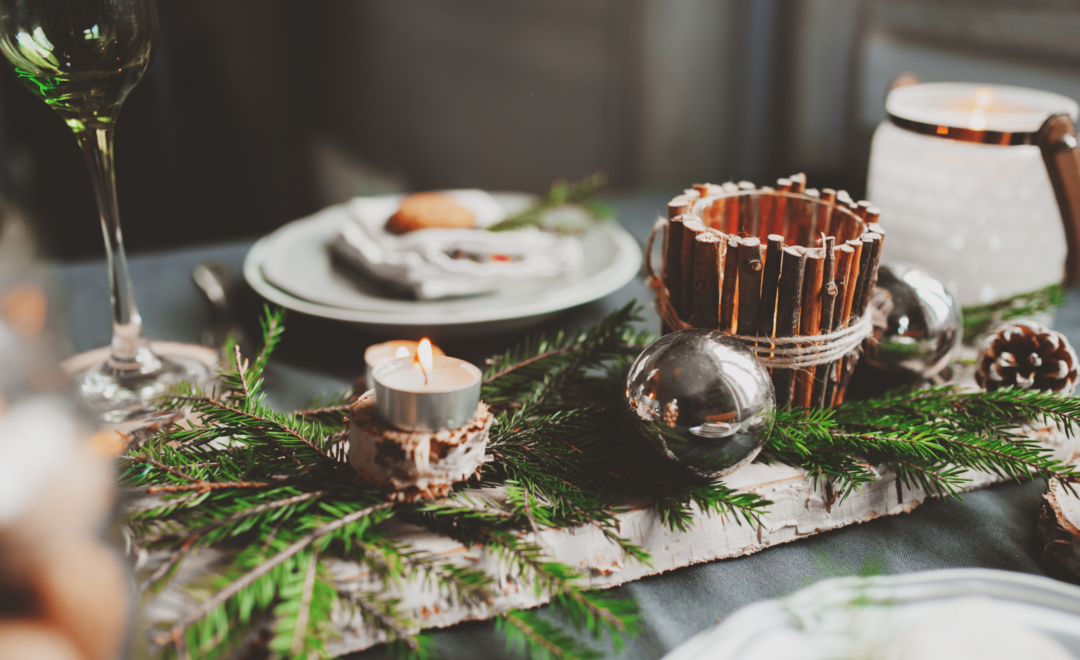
660, 197, 693, 334
758, 234, 784, 338
736, 237, 764, 335
693, 184, 710, 198
772, 246, 806, 408
856, 233, 883, 316
738, 181, 756, 236
795, 189, 820, 247
818, 189, 837, 239
739, 191, 756, 236
856, 200, 873, 219
850, 233, 878, 319
794, 248, 824, 407
811, 237, 837, 407
719, 236, 741, 333
723, 194, 741, 235
771, 179, 791, 237
700, 196, 726, 231
663, 215, 686, 317
838, 232, 885, 403
829, 239, 864, 406
824, 243, 856, 406
756, 187, 774, 240
680, 218, 707, 316
864, 206, 881, 225
833, 235, 876, 406
830, 243, 855, 330
789, 173, 807, 194
840, 239, 864, 326
690, 233, 722, 328
668, 196, 693, 221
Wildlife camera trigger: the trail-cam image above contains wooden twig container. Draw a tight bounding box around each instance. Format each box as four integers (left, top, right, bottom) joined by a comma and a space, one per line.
656, 176, 885, 409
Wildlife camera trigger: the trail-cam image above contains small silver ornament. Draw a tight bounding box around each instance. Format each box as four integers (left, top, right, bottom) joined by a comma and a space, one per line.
624, 329, 774, 475
864, 263, 961, 380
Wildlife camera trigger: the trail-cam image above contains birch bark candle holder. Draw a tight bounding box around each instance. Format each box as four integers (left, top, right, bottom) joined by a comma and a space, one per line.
347, 391, 493, 502
651, 176, 885, 409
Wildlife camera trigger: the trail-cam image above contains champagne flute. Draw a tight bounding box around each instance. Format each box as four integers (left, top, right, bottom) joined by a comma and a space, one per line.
0, 0, 211, 422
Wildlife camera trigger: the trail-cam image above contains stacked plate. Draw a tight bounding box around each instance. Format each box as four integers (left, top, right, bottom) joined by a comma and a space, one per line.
665, 568, 1080, 660
243, 192, 642, 336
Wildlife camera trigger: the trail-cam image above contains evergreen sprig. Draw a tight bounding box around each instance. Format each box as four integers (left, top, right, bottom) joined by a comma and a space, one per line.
124, 302, 1080, 660
485, 173, 613, 233
960, 283, 1066, 344
766, 385, 1080, 499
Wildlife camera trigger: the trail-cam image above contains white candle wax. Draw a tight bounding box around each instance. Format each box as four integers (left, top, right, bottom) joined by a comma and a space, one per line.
364, 340, 445, 385
374, 356, 481, 393
886, 83, 1077, 134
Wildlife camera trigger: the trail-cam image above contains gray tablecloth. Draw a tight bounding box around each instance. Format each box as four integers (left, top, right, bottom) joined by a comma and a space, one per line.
50, 194, 1080, 660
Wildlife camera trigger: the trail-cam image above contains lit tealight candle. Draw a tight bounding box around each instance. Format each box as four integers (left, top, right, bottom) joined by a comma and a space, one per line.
364, 339, 445, 386
372, 339, 482, 432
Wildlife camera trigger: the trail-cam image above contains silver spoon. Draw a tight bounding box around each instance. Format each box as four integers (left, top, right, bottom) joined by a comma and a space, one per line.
192, 262, 254, 359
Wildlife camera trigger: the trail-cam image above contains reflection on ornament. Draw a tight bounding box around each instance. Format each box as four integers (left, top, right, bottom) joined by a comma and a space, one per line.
624, 329, 774, 475
864, 263, 961, 381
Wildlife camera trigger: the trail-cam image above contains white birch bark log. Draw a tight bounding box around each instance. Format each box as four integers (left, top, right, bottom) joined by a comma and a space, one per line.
1038, 451, 1080, 581
138, 424, 1080, 657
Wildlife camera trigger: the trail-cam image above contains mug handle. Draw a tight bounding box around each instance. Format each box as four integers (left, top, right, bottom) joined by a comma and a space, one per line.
1036, 113, 1080, 287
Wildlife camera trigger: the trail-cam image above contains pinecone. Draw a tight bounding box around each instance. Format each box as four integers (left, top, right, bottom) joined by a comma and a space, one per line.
975, 321, 1078, 393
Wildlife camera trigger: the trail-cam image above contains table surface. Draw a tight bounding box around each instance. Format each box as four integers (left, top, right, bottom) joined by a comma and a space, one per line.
51, 193, 1080, 660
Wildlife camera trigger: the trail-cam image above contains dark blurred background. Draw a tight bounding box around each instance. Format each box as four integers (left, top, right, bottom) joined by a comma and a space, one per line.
2, 0, 1080, 260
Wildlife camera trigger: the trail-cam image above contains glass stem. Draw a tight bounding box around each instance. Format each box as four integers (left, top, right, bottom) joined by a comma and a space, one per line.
78, 124, 161, 373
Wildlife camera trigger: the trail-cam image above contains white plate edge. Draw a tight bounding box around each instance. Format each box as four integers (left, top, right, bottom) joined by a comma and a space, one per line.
243, 220, 642, 327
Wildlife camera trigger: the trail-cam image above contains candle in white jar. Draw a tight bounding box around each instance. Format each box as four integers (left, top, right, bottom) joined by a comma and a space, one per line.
867, 82, 1079, 305
372, 339, 482, 432
364, 339, 445, 385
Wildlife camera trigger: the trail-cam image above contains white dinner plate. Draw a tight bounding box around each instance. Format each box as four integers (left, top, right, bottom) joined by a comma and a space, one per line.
243, 193, 642, 335
664, 568, 1080, 660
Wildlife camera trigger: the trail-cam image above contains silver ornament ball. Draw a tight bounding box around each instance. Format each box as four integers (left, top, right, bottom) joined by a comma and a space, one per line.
624, 329, 774, 475
864, 263, 961, 380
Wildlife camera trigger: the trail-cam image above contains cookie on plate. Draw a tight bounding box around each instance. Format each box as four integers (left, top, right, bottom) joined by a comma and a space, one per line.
386, 192, 476, 234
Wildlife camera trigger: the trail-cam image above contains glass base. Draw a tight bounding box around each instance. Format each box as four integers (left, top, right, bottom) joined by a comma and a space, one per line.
70, 343, 217, 424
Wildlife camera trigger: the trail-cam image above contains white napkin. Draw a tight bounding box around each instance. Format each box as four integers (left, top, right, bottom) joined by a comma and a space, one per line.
331, 190, 585, 300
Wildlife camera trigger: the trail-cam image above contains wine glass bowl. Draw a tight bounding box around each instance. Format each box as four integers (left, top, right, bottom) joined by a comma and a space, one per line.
0, 1, 156, 129
0, 0, 212, 423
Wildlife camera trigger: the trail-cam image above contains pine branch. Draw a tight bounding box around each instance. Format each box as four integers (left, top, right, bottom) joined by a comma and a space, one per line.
768, 386, 1080, 499
338, 589, 422, 651
140, 490, 330, 545
961, 283, 1066, 344
486, 173, 612, 234
128, 300, 1080, 660
154, 501, 394, 652
168, 394, 330, 461
499, 610, 604, 660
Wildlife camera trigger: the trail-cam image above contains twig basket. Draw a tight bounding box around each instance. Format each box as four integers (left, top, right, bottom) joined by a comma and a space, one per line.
649, 176, 885, 409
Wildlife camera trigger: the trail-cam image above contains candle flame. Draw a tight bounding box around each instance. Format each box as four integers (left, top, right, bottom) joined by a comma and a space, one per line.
417, 339, 434, 372
968, 108, 986, 131
395, 346, 410, 358
414, 338, 433, 385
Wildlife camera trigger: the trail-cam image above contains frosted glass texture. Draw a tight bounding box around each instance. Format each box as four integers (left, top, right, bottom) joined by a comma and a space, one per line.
867, 83, 1079, 306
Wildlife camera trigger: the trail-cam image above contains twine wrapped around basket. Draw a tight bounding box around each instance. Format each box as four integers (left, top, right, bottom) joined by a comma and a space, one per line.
647, 175, 886, 409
